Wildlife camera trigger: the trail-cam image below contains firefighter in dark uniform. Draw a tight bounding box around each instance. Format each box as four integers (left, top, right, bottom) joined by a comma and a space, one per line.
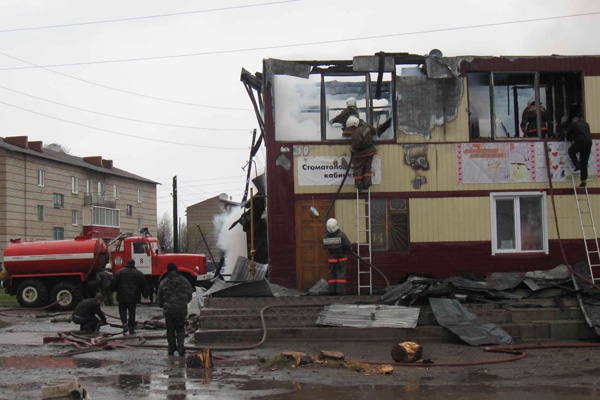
71, 294, 107, 333
520, 97, 550, 138
330, 97, 360, 137
567, 112, 593, 187
347, 115, 377, 191
323, 218, 352, 295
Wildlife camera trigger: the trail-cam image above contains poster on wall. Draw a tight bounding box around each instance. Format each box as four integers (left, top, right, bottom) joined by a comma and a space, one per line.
297, 156, 382, 186
457, 141, 599, 184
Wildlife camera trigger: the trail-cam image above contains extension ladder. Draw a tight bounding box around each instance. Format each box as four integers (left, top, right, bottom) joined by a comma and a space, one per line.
572, 177, 600, 283
356, 188, 372, 294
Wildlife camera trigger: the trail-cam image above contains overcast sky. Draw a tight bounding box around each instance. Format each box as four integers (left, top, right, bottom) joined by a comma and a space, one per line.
1, 0, 599, 221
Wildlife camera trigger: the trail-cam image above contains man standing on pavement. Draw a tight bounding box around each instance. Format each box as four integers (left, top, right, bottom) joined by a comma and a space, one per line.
110, 258, 149, 334
157, 263, 194, 356
71, 294, 107, 333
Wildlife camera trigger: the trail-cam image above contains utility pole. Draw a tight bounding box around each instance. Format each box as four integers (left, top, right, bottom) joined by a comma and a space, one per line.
173, 176, 179, 253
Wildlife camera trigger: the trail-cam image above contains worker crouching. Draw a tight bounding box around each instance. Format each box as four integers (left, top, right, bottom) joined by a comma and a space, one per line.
71, 294, 107, 333
323, 218, 352, 295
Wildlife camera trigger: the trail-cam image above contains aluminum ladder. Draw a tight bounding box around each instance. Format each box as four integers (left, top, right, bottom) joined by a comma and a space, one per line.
572, 178, 600, 283
356, 188, 372, 294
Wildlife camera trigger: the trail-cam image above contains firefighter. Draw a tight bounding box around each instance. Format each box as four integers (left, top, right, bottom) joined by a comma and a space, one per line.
110, 258, 149, 335
71, 294, 107, 333
323, 218, 352, 295
566, 112, 593, 187
330, 97, 360, 137
346, 115, 377, 191
157, 263, 194, 356
520, 97, 550, 138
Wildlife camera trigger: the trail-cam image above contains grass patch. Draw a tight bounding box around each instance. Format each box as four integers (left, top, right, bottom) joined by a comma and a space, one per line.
0, 290, 18, 307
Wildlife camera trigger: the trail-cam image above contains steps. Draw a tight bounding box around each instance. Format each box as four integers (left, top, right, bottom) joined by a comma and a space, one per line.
193, 295, 596, 344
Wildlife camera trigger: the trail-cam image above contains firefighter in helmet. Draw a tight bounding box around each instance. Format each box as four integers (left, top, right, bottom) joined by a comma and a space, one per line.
323, 218, 352, 295
347, 115, 378, 191
330, 97, 360, 137
520, 97, 550, 138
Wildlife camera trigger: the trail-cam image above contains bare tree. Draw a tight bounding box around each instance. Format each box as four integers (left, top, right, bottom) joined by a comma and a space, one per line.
178, 221, 188, 253
157, 212, 173, 252
44, 143, 71, 154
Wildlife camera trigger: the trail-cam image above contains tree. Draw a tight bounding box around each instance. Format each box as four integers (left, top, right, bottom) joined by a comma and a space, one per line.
178, 221, 188, 253
157, 212, 173, 252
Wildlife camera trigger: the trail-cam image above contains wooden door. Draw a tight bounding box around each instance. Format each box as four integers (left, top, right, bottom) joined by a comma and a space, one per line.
295, 199, 331, 290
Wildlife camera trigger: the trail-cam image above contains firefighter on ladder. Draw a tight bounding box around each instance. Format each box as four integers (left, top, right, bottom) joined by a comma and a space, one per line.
346, 115, 377, 191
323, 218, 352, 295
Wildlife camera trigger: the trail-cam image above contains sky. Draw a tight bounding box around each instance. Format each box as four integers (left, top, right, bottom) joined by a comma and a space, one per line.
1, 0, 599, 222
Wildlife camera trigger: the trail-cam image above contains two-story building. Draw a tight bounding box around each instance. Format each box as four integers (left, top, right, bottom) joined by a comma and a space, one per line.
241, 51, 600, 292
0, 136, 158, 257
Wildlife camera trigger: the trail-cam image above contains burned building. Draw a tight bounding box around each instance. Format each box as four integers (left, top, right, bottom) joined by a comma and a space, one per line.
241, 51, 599, 292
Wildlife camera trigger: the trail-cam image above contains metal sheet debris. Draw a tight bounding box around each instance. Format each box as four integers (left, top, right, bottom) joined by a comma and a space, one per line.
429, 297, 514, 346
316, 304, 420, 329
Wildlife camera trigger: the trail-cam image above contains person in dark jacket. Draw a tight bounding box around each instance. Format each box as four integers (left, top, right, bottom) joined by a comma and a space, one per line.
323, 218, 352, 295
157, 263, 194, 356
567, 113, 593, 187
520, 97, 550, 138
347, 115, 378, 190
71, 295, 107, 333
330, 97, 360, 137
109, 258, 149, 334
87, 265, 114, 306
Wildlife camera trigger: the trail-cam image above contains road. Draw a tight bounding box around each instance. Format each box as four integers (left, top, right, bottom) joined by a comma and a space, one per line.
1, 302, 600, 399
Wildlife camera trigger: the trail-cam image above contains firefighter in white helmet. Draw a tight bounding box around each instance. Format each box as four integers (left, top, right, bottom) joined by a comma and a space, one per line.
330, 97, 360, 137
323, 218, 352, 295
346, 115, 378, 191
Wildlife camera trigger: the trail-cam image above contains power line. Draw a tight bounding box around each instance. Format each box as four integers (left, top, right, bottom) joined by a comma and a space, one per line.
0, 50, 251, 110
1, 11, 599, 70
0, 99, 250, 150
0, 84, 251, 131
0, 1, 300, 33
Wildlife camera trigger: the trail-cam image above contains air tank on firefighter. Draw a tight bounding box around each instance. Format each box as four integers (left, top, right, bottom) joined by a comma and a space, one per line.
3, 234, 108, 275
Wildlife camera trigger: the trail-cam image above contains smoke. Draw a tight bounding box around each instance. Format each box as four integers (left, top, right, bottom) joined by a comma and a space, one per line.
213, 206, 247, 279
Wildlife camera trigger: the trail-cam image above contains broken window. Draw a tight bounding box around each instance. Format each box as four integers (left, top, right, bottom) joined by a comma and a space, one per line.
274, 72, 394, 142
468, 72, 582, 140
491, 192, 547, 254
371, 199, 409, 252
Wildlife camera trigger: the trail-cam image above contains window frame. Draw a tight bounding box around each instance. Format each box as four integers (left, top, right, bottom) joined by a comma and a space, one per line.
490, 191, 548, 255
370, 198, 410, 252
71, 176, 78, 194
91, 206, 120, 227
37, 205, 45, 221
72, 209, 78, 226
37, 169, 45, 187
53, 193, 64, 209
53, 227, 65, 240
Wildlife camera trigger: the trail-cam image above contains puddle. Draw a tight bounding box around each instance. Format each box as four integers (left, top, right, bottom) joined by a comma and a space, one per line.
0, 355, 121, 368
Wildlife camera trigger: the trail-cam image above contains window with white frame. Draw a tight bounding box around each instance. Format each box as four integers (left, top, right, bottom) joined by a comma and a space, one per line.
86, 179, 93, 194
97, 182, 105, 195
71, 176, 78, 194
53, 193, 64, 208
53, 227, 64, 240
37, 205, 45, 221
125, 204, 133, 216
490, 192, 548, 254
137, 189, 142, 203
113, 184, 119, 199
91, 207, 120, 227
37, 169, 45, 186
72, 210, 78, 226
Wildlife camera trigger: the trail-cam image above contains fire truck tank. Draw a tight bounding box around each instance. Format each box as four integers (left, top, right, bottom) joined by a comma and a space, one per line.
3, 236, 108, 275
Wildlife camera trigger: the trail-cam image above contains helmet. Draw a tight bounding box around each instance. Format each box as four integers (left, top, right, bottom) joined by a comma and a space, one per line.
326, 218, 339, 233
346, 97, 357, 107
346, 115, 360, 128
527, 97, 535, 106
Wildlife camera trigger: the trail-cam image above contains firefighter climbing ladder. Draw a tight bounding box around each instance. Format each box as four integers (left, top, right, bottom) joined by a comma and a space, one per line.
356, 188, 373, 294
572, 178, 600, 283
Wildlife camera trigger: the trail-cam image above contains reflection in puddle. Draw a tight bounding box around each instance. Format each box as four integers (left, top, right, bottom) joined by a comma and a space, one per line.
0, 356, 121, 368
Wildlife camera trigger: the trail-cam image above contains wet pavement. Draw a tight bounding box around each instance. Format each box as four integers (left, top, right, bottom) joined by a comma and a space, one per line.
2, 303, 600, 399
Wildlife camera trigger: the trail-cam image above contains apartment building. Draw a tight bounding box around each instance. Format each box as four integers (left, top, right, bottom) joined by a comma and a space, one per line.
0, 136, 158, 254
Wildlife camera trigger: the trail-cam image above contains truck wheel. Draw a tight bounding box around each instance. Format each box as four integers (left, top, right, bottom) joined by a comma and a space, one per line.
16, 279, 49, 308
51, 282, 83, 311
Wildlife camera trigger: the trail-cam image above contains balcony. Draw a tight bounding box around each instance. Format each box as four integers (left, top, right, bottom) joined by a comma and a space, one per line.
84, 194, 117, 208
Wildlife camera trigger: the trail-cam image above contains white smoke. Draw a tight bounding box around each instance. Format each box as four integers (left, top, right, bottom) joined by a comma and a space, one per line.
213, 206, 247, 280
